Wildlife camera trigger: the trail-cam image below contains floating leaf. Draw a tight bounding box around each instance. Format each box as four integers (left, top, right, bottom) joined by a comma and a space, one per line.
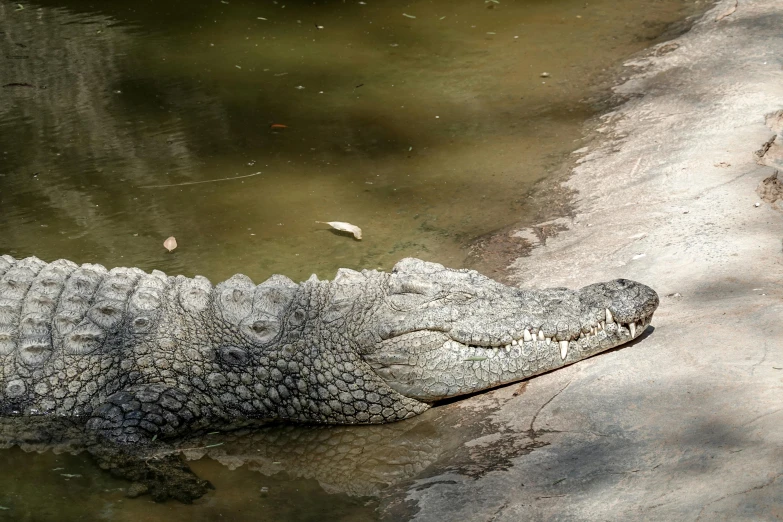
270, 123, 287, 129
163, 236, 178, 252
316, 221, 362, 240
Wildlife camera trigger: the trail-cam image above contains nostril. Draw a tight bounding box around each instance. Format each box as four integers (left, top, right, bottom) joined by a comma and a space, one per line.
252, 322, 268, 333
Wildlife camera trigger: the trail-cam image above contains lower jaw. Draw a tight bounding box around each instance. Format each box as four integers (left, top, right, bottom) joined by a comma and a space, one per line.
385, 315, 654, 402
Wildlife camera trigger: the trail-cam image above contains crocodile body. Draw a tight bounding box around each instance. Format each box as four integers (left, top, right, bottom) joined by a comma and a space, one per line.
0, 255, 658, 444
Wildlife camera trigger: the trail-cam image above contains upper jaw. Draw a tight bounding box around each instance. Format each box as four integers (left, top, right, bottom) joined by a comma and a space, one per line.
374, 276, 659, 355
445, 306, 656, 355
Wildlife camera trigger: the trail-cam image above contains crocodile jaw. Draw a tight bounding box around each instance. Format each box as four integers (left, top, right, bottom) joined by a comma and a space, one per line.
365, 306, 656, 402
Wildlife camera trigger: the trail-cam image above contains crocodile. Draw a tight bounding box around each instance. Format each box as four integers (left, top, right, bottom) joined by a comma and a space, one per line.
0, 254, 658, 445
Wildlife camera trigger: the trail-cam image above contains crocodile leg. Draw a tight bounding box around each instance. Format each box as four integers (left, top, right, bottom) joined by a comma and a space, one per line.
86, 384, 201, 444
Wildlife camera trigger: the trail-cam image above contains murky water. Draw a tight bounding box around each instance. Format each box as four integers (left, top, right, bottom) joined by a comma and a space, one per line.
0, 0, 707, 519
1, 0, 706, 282
0, 444, 378, 521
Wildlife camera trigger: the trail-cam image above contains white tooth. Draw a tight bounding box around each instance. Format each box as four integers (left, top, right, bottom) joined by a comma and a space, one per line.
538, 331, 545, 341
493, 347, 499, 355
600, 321, 605, 330
579, 332, 585, 339
505, 345, 512, 353
545, 337, 551, 345
560, 341, 569, 360
606, 309, 614, 323
630, 322, 636, 338
591, 327, 596, 335
523, 329, 532, 342
512, 339, 518, 346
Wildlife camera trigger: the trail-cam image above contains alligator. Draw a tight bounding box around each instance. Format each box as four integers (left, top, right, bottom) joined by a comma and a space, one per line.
0, 254, 659, 446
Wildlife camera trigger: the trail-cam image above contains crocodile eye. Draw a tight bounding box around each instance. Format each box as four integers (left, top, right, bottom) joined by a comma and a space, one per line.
389, 276, 440, 296
445, 291, 474, 303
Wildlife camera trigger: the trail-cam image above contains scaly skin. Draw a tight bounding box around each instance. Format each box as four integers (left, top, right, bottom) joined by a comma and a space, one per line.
0, 255, 658, 444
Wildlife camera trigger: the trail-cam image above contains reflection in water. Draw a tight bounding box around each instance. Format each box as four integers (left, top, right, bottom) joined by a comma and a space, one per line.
0, 2, 228, 269
181, 419, 443, 498
0, 412, 451, 520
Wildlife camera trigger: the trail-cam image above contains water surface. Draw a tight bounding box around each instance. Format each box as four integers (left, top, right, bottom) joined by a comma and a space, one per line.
1, 0, 705, 282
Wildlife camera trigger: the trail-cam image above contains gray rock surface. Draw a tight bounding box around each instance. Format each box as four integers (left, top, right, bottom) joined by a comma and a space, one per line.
397, 0, 783, 520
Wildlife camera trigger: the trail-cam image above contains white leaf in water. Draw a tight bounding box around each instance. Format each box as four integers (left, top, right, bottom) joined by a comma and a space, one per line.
316, 221, 362, 240
163, 236, 178, 252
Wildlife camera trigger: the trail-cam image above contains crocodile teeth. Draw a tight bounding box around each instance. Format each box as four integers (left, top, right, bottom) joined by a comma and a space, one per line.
505, 345, 512, 353
523, 329, 532, 342
545, 337, 551, 345
538, 331, 545, 341
605, 309, 614, 323
629, 322, 636, 338
559, 341, 569, 360
493, 347, 499, 355
512, 339, 518, 346
579, 331, 585, 339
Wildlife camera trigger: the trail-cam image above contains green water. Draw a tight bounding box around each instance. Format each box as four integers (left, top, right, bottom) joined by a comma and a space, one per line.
0, 0, 707, 519
1, 0, 705, 283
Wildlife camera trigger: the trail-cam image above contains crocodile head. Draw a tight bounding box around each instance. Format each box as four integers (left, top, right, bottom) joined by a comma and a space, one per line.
358, 258, 659, 402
